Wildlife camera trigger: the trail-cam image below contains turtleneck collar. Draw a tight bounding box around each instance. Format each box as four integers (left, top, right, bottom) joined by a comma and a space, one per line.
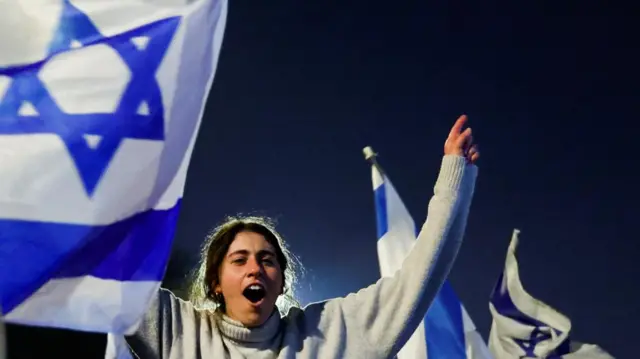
216, 310, 282, 343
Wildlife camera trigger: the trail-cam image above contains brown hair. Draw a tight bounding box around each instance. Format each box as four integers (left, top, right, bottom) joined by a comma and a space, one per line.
188, 216, 300, 314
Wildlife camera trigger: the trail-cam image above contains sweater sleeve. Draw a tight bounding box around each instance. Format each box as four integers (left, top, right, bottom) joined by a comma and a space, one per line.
339, 154, 477, 358
125, 288, 196, 359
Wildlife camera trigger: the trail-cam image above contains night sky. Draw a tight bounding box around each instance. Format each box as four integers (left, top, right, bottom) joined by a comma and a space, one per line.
6, 1, 637, 358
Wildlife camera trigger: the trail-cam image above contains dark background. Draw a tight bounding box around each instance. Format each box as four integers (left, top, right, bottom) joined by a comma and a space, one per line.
7, 1, 637, 358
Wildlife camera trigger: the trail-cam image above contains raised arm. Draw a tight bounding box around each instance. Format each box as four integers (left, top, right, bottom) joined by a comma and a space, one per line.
331, 116, 479, 358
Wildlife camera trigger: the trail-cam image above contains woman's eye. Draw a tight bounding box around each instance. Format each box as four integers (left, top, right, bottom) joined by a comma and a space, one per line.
232, 258, 246, 265
262, 258, 275, 266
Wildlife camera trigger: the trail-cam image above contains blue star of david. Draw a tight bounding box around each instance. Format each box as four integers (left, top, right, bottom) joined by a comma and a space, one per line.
514, 326, 561, 358
0, 0, 180, 196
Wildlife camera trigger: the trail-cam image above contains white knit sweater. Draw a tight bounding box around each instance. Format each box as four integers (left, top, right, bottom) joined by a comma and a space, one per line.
125, 155, 478, 358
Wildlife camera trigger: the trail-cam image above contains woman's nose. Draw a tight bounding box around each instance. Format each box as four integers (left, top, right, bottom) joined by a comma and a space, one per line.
246, 258, 263, 276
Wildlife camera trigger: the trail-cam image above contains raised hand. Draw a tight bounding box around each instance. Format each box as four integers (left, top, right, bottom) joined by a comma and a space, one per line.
444, 115, 479, 164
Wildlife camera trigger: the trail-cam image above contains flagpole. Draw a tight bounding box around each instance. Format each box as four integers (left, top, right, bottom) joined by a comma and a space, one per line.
362, 146, 386, 176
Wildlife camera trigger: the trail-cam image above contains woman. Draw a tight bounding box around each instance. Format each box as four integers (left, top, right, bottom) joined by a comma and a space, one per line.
125, 115, 480, 358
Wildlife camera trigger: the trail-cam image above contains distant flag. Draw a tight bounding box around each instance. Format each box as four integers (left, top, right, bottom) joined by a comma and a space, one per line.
0, 0, 227, 339
489, 229, 614, 358
364, 147, 493, 359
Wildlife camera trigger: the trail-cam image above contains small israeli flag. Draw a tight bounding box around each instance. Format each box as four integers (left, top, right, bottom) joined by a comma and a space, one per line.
489, 230, 614, 358
0, 0, 227, 337
365, 147, 493, 359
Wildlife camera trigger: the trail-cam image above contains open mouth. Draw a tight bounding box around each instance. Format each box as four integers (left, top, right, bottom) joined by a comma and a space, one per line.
242, 284, 266, 304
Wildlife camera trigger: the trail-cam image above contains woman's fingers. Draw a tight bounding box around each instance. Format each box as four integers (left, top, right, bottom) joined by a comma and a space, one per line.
455, 127, 472, 150
470, 151, 480, 164
467, 144, 479, 163
448, 115, 468, 139
444, 114, 479, 163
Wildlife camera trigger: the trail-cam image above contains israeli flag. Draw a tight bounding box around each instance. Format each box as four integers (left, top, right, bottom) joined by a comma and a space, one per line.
489, 230, 613, 358
0, 0, 227, 336
365, 147, 493, 359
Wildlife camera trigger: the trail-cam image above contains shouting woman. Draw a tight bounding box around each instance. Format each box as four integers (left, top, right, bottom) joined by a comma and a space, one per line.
125, 115, 480, 358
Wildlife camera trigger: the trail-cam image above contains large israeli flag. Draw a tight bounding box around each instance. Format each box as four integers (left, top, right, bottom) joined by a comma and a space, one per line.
489, 230, 613, 358
0, 0, 227, 335
365, 147, 493, 359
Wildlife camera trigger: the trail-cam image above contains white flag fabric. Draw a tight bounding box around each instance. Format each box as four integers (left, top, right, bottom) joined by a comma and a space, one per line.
489, 230, 614, 358
369, 155, 493, 359
0, 0, 227, 337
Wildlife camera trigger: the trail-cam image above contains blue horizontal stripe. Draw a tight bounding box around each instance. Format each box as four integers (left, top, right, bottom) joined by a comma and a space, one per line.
0, 200, 180, 314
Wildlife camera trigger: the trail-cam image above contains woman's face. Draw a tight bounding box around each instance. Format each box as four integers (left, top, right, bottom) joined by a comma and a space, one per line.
214, 231, 283, 327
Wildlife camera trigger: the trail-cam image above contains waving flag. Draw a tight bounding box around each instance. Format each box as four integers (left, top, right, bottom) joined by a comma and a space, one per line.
0, 0, 227, 335
364, 147, 493, 359
489, 229, 613, 358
